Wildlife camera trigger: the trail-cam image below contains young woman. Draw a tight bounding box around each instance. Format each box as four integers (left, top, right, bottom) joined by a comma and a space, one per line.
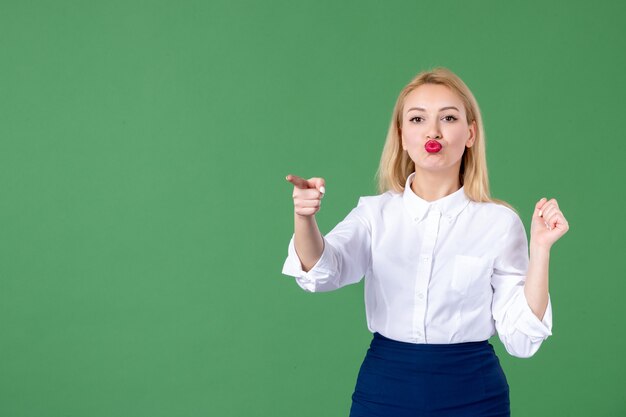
282, 67, 569, 417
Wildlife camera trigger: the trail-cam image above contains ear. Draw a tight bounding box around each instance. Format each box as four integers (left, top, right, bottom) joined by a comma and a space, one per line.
465, 120, 477, 148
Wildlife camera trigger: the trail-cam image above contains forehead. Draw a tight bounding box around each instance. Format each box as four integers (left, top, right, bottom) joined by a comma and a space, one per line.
403, 84, 465, 113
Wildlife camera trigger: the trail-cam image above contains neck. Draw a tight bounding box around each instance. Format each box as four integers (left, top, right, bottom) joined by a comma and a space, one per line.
411, 167, 462, 202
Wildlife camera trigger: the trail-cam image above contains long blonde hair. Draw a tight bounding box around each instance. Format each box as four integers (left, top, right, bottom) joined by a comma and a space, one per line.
376, 67, 505, 206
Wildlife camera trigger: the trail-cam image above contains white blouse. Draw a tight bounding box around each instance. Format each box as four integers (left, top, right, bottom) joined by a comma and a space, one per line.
282, 172, 553, 358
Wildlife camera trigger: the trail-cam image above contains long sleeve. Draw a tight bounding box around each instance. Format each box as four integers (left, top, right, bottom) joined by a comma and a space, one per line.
281, 197, 372, 293
491, 212, 553, 358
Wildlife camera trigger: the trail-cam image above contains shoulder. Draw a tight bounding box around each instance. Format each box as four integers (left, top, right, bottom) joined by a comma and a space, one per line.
464, 201, 529, 256
357, 190, 402, 212
466, 200, 525, 231
349, 191, 402, 223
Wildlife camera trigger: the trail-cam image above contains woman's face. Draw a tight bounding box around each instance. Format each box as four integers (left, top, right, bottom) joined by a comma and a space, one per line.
401, 84, 476, 175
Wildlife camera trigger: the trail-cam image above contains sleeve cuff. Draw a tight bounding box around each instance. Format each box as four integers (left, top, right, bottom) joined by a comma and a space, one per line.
514, 292, 553, 340
281, 234, 337, 281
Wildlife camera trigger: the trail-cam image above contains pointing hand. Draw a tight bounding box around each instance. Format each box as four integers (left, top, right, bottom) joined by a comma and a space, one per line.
286, 174, 326, 217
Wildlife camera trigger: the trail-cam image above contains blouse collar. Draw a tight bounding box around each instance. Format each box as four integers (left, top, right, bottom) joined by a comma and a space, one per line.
402, 172, 470, 223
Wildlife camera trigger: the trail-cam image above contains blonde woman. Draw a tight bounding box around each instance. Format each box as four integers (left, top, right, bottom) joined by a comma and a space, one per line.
282, 67, 569, 416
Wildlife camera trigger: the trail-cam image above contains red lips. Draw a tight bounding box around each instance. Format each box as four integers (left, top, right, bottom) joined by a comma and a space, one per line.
425, 140, 442, 153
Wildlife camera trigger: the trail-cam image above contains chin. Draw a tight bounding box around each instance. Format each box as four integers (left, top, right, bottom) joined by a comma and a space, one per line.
414, 161, 458, 173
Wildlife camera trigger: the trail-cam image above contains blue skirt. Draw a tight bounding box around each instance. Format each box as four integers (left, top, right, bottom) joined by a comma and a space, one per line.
350, 333, 510, 417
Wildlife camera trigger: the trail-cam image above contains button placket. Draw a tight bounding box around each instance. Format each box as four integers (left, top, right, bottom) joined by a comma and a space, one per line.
412, 210, 441, 342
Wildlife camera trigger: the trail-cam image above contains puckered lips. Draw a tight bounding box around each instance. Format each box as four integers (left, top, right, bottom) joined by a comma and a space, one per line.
424, 140, 442, 154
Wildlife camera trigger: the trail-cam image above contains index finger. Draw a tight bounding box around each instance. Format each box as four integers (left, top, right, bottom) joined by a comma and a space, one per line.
285, 174, 309, 189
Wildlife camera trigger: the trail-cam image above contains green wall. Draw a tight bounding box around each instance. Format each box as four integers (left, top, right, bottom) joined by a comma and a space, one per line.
1, 0, 624, 416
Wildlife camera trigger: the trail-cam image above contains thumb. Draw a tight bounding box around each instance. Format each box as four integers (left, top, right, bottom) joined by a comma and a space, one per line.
534, 197, 548, 219
308, 177, 326, 195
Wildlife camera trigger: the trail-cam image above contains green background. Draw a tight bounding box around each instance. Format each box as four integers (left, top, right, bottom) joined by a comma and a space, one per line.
1, 0, 624, 416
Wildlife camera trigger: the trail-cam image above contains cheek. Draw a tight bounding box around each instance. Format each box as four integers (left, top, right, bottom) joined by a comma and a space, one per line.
445, 123, 466, 135
402, 134, 422, 151
446, 126, 471, 144
401, 124, 422, 141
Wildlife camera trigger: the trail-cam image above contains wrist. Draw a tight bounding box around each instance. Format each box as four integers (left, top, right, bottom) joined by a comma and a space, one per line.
529, 241, 551, 258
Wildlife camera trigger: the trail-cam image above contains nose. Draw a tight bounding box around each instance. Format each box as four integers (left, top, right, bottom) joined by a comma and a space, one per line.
426, 121, 442, 140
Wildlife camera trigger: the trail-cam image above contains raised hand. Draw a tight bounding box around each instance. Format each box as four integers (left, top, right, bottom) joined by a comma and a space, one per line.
286, 174, 326, 217
530, 197, 570, 250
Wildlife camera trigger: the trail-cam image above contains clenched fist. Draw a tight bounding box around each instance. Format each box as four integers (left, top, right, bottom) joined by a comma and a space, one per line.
530, 197, 569, 250
286, 174, 326, 217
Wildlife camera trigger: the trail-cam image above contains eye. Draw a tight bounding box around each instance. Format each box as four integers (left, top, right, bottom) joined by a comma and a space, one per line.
409, 116, 424, 123
443, 115, 458, 122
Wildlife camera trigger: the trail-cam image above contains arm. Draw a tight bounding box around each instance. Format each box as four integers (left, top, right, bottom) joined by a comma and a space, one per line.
282, 198, 372, 293
491, 212, 553, 358
282, 174, 372, 292
524, 246, 550, 321
492, 199, 569, 358
285, 174, 326, 271
524, 198, 570, 320
294, 214, 324, 272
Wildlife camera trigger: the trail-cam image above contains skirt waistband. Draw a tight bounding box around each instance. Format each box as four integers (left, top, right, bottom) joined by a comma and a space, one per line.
369, 332, 495, 373
372, 332, 489, 352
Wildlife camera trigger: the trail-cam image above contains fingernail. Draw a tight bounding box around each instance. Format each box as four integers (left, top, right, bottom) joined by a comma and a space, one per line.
538, 210, 543, 217
320, 186, 326, 194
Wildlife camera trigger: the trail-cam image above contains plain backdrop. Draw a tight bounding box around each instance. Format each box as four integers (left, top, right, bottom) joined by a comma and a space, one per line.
1, 0, 624, 416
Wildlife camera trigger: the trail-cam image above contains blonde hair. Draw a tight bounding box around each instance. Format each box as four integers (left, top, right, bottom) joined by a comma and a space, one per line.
376, 67, 508, 207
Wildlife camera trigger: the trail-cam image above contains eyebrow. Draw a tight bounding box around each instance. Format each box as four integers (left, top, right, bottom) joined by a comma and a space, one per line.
406, 106, 460, 113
